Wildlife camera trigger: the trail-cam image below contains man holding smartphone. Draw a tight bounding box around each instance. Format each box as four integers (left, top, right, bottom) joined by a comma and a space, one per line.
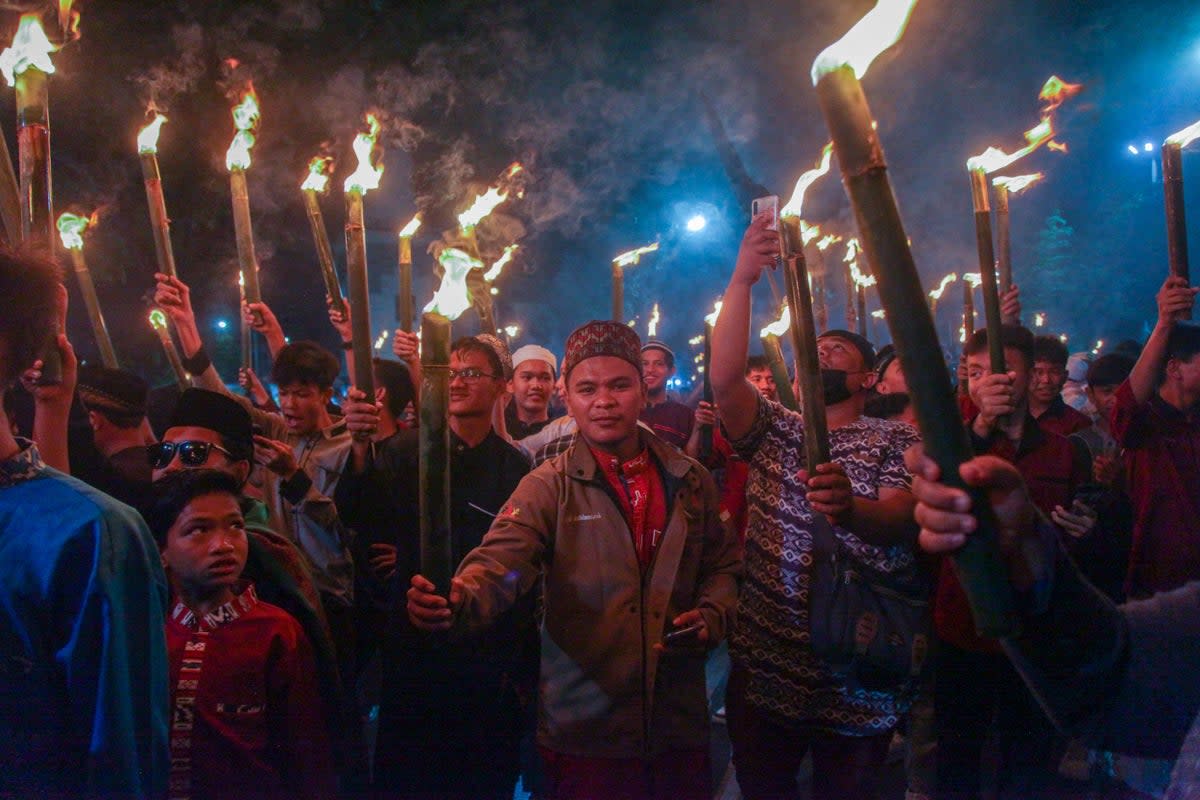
407, 320, 741, 800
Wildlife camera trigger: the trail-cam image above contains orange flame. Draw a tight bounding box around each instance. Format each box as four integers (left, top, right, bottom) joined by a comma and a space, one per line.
424, 247, 480, 320
458, 162, 525, 229
781, 143, 834, 219
800, 221, 821, 246
816, 233, 841, 252
929, 272, 958, 301
344, 114, 384, 194
137, 112, 168, 154
760, 304, 792, 338
704, 300, 723, 327
1166, 119, 1200, 149
0, 14, 57, 86
871, 309, 886, 319
963, 272, 982, 288
613, 242, 659, 268
992, 172, 1044, 194
967, 76, 1081, 174
301, 156, 332, 193
225, 88, 260, 171
483, 244, 519, 283
647, 303, 661, 337
399, 213, 421, 238
811, 0, 918, 83
56, 210, 97, 251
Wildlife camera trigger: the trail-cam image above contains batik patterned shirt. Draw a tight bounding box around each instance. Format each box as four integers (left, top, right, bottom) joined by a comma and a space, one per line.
728, 395, 921, 735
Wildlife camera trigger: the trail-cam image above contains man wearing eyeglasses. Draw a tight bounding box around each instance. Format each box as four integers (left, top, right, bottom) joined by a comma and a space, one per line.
367, 334, 532, 798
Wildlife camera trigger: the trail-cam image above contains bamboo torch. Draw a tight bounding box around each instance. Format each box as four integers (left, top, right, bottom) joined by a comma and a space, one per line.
2, 15, 60, 381
843, 239, 862, 333
56, 212, 117, 368
760, 305, 799, 411
1163, 119, 1200, 315
928, 272, 957, 318
397, 214, 421, 331
991, 172, 1043, 307
610, 242, 659, 323
238, 271, 251, 374
137, 112, 177, 278
225, 89, 262, 309
780, 218, 830, 469
700, 301, 722, 461
813, 232, 842, 333
420, 248, 477, 593
811, 0, 1016, 636
344, 114, 384, 399
300, 156, 345, 316
149, 309, 188, 390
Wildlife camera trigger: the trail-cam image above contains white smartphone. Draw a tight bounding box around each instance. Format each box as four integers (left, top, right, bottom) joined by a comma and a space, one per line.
751, 195, 779, 231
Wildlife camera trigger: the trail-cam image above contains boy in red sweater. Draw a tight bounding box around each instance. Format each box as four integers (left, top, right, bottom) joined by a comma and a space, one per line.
149, 470, 336, 800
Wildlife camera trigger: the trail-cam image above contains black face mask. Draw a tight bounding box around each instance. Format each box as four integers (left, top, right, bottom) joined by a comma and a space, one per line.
821, 368, 854, 406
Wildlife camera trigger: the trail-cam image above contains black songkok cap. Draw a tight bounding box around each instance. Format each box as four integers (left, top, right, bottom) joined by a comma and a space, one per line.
168, 389, 253, 461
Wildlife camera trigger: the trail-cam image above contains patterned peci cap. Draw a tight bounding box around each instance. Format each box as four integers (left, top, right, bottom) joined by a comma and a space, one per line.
562, 320, 643, 378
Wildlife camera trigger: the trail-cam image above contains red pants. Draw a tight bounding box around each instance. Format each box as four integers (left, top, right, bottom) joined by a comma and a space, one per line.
538, 745, 710, 800
726, 666, 892, 800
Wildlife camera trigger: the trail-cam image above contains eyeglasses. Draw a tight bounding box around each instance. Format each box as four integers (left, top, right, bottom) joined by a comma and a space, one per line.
147, 440, 236, 469
448, 368, 500, 383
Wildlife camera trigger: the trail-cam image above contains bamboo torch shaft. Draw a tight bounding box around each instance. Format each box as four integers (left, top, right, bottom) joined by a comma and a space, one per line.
1163, 142, 1192, 319
781, 219, 830, 469
611, 263, 624, 322
815, 64, 1016, 637
761, 333, 798, 411
230, 168, 261, 305
0, 119, 22, 245
397, 236, 414, 332
995, 184, 1012, 298
970, 169, 1006, 374
69, 250, 118, 368
344, 190, 375, 397
152, 320, 189, 390
419, 312, 454, 593
303, 190, 345, 315
140, 152, 177, 278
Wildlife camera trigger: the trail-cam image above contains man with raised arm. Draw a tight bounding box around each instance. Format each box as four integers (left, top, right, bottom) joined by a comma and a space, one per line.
710, 214, 924, 800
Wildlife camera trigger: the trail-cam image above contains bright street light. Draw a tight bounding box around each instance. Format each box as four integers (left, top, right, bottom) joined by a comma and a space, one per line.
686, 214, 707, 233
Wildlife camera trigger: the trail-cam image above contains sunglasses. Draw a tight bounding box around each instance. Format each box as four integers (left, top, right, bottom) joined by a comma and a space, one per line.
147, 440, 236, 469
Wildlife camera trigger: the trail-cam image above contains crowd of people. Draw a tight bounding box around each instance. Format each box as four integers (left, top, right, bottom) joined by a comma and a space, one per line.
2, 210, 1199, 800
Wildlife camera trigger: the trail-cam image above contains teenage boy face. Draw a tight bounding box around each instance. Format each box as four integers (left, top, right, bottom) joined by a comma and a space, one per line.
746, 367, 777, 402
1030, 359, 1067, 405
162, 491, 248, 601
154, 426, 251, 485
1086, 384, 1119, 420
641, 348, 673, 395
966, 346, 1032, 399
448, 349, 504, 418
510, 359, 554, 417
277, 382, 331, 435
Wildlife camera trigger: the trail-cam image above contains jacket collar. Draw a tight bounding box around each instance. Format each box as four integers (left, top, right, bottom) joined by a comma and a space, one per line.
565, 427, 693, 483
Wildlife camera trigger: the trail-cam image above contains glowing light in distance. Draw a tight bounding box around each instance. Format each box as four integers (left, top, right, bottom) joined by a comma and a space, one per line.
686, 214, 707, 232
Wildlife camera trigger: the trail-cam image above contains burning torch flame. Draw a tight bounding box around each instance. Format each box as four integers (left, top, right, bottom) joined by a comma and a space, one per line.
148, 309, 169, 331
992, 172, 1044, 194
345, 114, 384, 194
811, 0, 918, 83
483, 244, 519, 283
56, 211, 95, 251
929, 273, 958, 301
963, 272, 982, 288
871, 309, 886, 319
301, 156, 332, 193
613, 242, 659, 268
1166, 119, 1200, 149
224, 89, 260, 171
424, 247, 480, 320
704, 300, 723, 327
781, 143, 834, 219
967, 76, 1081, 174
1034, 312, 1046, 327
399, 214, 421, 238
0, 14, 57, 86
760, 304, 792, 338
504, 324, 520, 338
137, 113, 168, 155
688, 335, 704, 346
844, 238, 875, 287
816, 233, 841, 252
458, 187, 508, 230
800, 221, 821, 246
647, 304, 661, 337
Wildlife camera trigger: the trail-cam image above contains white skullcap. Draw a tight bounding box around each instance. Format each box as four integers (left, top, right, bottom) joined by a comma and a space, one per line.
510, 344, 558, 375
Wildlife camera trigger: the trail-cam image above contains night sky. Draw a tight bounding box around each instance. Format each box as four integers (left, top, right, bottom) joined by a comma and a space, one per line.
23, 0, 1200, 386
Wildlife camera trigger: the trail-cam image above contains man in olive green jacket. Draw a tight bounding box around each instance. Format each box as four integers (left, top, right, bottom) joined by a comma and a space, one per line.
409, 320, 741, 800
